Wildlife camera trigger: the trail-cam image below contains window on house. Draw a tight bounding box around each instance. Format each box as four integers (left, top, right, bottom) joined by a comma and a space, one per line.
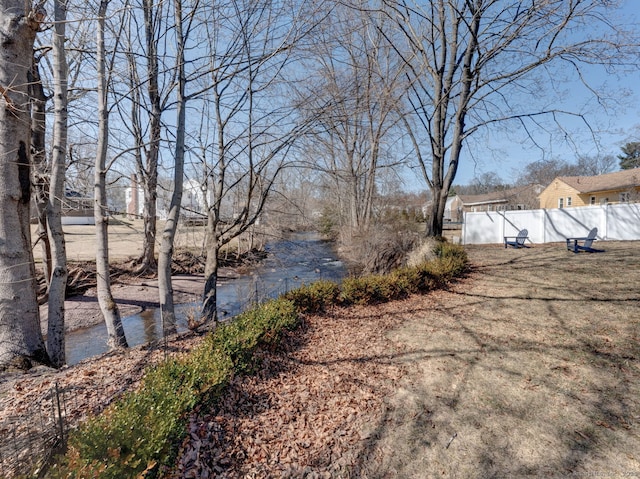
620, 192, 630, 203
600, 198, 609, 205
590, 196, 596, 205
517, 204, 525, 210
558, 198, 564, 209
487, 205, 493, 211
566, 197, 572, 207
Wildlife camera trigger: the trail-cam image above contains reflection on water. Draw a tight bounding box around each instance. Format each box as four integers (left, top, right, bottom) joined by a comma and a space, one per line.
65, 232, 345, 365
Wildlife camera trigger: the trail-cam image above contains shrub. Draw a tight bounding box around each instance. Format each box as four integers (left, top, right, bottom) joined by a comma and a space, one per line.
49, 298, 296, 479
284, 280, 341, 313
340, 274, 401, 305
389, 266, 427, 295
211, 298, 298, 372
422, 242, 469, 283
338, 225, 419, 275
405, 238, 440, 267
341, 241, 467, 305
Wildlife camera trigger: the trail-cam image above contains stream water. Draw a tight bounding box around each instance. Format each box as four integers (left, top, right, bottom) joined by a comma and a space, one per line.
65, 232, 345, 365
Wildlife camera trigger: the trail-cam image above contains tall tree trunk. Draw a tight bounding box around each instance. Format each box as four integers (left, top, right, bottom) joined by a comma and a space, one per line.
29, 55, 51, 289
427, 190, 446, 237
46, 0, 70, 367
135, 0, 161, 274
157, 0, 186, 333
201, 230, 219, 322
0, 1, 49, 369
95, 0, 127, 349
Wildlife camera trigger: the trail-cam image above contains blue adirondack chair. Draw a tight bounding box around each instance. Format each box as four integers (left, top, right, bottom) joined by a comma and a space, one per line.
566, 227, 604, 253
504, 229, 529, 248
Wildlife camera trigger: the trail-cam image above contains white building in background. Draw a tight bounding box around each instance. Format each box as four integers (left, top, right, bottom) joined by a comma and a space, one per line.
125, 174, 144, 218
182, 179, 208, 216
125, 175, 208, 221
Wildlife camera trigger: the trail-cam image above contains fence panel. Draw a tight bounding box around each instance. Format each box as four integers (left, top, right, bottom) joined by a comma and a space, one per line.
607, 203, 640, 240
463, 203, 640, 245
541, 205, 604, 242
462, 212, 503, 244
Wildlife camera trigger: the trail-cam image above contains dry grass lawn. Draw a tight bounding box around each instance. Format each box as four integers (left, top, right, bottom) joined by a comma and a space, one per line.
360, 241, 640, 478
32, 219, 207, 262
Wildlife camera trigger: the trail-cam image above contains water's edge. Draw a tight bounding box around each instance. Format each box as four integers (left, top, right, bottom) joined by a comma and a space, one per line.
65, 232, 345, 365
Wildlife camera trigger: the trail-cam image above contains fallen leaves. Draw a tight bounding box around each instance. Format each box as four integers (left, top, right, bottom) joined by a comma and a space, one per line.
0, 298, 409, 477
0, 334, 206, 476
163, 305, 407, 478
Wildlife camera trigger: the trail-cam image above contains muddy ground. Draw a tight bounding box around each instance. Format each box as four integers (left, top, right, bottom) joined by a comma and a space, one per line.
34, 220, 222, 332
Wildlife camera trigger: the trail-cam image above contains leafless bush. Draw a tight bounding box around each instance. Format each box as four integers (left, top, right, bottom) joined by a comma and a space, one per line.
338, 225, 419, 275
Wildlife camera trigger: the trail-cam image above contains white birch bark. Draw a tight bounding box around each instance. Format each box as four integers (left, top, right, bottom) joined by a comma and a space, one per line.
0, 2, 49, 369
46, 0, 70, 367
94, 0, 127, 349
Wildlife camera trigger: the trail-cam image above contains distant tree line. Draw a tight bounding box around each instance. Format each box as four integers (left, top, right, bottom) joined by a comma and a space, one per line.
452, 145, 640, 196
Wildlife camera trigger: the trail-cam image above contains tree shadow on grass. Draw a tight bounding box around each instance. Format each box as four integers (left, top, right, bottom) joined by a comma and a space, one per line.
348, 243, 640, 478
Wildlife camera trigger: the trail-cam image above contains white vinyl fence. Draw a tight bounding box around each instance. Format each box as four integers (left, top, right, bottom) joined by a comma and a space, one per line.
462, 203, 640, 245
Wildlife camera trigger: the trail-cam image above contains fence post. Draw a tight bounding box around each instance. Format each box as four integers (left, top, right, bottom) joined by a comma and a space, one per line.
54, 383, 65, 446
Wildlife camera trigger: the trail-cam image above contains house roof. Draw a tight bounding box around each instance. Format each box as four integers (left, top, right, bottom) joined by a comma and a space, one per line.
557, 169, 640, 194
457, 184, 542, 206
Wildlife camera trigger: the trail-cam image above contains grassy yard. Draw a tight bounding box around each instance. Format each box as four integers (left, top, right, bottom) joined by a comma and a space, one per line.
359, 241, 640, 478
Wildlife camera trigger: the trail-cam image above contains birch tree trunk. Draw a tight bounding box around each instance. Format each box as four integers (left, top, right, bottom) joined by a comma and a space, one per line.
0, 1, 49, 369
46, 0, 70, 367
95, 0, 127, 349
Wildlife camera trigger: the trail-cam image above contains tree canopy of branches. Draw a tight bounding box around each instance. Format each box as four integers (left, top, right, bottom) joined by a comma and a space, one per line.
298, 4, 406, 233
373, 0, 639, 236
2, 0, 639, 368
196, 0, 315, 322
516, 154, 617, 186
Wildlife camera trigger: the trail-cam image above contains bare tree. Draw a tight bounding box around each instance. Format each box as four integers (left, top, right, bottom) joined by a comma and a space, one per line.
463, 171, 508, 194
94, 0, 127, 349
29, 51, 52, 288
576, 154, 616, 176
118, 0, 175, 274
516, 158, 584, 186
300, 5, 405, 232
0, 1, 49, 369
196, 0, 313, 322
45, 0, 70, 367
157, 0, 190, 331
376, 0, 639, 236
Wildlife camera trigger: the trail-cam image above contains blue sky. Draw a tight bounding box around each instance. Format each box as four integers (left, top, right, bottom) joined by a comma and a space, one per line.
403, 0, 640, 189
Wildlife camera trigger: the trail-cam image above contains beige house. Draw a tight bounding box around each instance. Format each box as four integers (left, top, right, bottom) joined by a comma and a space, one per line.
447, 184, 543, 222
538, 169, 640, 209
